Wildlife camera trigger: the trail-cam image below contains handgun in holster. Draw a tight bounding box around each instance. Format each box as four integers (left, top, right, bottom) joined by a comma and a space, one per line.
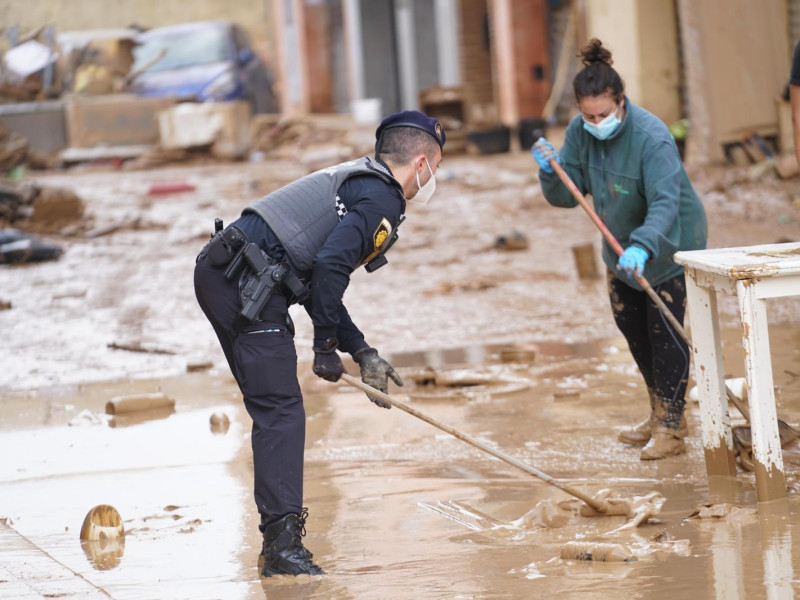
207, 218, 308, 321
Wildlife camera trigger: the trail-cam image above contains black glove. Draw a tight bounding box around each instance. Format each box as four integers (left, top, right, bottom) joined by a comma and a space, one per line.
353, 347, 403, 409
312, 338, 344, 382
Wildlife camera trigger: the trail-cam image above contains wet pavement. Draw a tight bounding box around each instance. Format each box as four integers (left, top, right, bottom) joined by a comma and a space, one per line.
3, 331, 800, 598
4, 150, 800, 597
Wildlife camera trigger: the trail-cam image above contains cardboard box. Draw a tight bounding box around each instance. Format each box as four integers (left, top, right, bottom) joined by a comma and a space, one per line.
158, 101, 252, 159
65, 94, 175, 148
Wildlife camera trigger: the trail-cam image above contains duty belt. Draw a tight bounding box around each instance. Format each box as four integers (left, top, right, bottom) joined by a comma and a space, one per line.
206, 219, 310, 319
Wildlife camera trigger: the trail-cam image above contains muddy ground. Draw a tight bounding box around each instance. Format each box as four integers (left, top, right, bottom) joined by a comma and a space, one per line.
3, 136, 800, 598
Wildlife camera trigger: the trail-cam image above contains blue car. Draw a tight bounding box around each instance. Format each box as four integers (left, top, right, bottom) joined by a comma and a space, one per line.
130, 21, 278, 113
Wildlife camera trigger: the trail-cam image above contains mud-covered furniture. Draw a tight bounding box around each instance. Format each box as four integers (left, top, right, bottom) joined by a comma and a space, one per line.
675, 242, 800, 503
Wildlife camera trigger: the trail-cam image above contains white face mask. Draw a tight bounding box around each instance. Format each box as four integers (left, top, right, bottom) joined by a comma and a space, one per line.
407, 158, 436, 205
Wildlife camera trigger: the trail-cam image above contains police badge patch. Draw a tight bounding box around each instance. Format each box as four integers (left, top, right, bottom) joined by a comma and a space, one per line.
362, 217, 393, 265
373, 218, 392, 250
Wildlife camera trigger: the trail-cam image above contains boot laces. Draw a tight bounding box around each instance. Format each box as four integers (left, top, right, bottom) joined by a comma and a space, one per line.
296, 507, 309, 537
289, 507, 313, 561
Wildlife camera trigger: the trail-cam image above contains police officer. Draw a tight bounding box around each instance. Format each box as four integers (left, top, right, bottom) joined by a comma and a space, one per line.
194, 110, 445, 577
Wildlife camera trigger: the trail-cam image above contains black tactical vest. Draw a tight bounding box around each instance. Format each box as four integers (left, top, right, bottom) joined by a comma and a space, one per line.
243, 157, 400, 271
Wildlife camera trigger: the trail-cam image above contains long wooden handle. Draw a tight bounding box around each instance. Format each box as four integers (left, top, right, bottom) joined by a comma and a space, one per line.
550, 160, 750, 420
340, 373, 606, 512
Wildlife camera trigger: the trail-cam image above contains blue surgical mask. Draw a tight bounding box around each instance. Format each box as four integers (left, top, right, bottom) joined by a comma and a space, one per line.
583, 106, 621, 140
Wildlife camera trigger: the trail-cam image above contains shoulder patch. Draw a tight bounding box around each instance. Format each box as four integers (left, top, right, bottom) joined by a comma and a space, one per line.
373, 218, 392, 251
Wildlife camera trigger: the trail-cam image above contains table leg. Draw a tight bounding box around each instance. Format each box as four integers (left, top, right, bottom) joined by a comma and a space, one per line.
684, 270, 737, 477
737, 280, 786, 502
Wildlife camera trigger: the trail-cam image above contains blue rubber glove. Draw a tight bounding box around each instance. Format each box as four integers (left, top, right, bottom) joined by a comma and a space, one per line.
531, 137, 560, 173
617, 246, 649, 277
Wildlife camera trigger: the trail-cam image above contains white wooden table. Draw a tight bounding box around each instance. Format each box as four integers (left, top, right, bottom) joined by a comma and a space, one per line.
674, 242, 800, 502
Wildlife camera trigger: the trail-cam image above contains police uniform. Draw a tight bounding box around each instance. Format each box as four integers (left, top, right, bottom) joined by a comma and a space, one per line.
193, 111, 445, 576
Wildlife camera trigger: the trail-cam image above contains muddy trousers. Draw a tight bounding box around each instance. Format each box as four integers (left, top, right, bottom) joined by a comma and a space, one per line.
607, 272, 690, 430
194, 252, 305, 521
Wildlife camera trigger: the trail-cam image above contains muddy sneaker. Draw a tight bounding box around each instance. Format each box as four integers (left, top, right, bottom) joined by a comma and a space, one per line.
619, 414, 688, 446
618, 413, 655, 445
640, 427, 686, 460
261, 509, 324, 577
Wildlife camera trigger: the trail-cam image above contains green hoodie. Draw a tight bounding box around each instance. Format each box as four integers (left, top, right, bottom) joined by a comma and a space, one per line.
540, 98, 707, 290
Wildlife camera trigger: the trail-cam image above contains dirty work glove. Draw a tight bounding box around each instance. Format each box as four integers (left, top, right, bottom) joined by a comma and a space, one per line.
531, 137, 560, 173
618, 246, 649, 277
312, 339, 345, 382
352, 347, 403, 409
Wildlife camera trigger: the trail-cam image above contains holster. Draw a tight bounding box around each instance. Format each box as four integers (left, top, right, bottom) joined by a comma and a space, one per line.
206, 225, 247, 267
207, 220, 311, 320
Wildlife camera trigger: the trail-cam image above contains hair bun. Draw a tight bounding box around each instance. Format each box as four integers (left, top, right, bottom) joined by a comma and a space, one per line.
579, 38, 613, 67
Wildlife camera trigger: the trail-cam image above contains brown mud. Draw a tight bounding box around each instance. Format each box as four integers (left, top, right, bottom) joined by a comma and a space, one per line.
4, 146, 800, 597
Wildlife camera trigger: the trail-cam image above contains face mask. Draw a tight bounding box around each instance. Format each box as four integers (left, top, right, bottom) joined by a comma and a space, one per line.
407, 158, 436, 205
583, 105, 621, 140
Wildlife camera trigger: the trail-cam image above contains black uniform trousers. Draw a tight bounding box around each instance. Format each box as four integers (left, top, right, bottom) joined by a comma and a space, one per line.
194, 251, 304, 521
607, 271, 690, 429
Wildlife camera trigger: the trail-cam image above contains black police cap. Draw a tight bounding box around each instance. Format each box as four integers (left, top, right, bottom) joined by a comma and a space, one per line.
375, 110, 446, 153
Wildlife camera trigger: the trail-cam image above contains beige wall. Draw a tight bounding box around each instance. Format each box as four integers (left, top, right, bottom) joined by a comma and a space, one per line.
0, 0, 275, 62
679, 0, 790, 163
635, 0, 680, 126
584, 0, 681, 126
585, 0, 642, 104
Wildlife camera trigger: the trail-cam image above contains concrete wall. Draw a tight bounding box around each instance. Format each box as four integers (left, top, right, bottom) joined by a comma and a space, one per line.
360, 0, 400, 114
414, 0, 440, 92
584, 0, 681, 126
635, 0, 681, 126
678, 0, 790, 163
0, 0, 275, 62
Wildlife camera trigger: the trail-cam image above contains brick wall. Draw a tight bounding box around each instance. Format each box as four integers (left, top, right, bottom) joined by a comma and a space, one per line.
459, 0, 495, 115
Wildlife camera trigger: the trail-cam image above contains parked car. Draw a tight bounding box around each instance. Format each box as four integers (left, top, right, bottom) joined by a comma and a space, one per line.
129, 21, 277, 113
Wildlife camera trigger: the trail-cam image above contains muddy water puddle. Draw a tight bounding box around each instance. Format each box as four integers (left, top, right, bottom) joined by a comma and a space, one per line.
3, 330, 800, 597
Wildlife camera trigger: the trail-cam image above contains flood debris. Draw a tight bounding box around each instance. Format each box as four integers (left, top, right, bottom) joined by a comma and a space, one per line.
493, 230, 529, 251
105, 392, 175, 415
84, 216, 141, 239
561, 541, 636, 562
157, 101, 251, 160
186, 360, 213, 373
511, 499, 573, 529
80, 504, 124, 541
687, 503, 758, 523
249, 115, 374, 167
424, 276, 501, 295
0, 228, 63, 264
559, 489, 666, 529
0, 181, 84, 231
210, 412, 231, 434
571, 242, 599, 279
498, 344, 536, 364
148, 181, 196, 195
80, 504, 125, 571
553, 389, 581, 400
68, 408, 111, 427
106, 341, 176, 355
404, 366, 531, 400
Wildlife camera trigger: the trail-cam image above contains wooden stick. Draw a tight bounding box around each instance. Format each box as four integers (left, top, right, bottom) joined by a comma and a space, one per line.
340, 374, 607, 513
549, 160, 799, 433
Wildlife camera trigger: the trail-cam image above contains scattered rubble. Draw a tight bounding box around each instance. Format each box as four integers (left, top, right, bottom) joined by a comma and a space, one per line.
493, 230, 529, 251
0, 228, 62, 264
209, 412, 231, 434
105, 392, 175, 415
0, 180, 83, 231
686, 503, 758, 523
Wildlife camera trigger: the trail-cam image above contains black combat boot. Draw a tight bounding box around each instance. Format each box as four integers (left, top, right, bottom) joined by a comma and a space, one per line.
260, 508, 324, 577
